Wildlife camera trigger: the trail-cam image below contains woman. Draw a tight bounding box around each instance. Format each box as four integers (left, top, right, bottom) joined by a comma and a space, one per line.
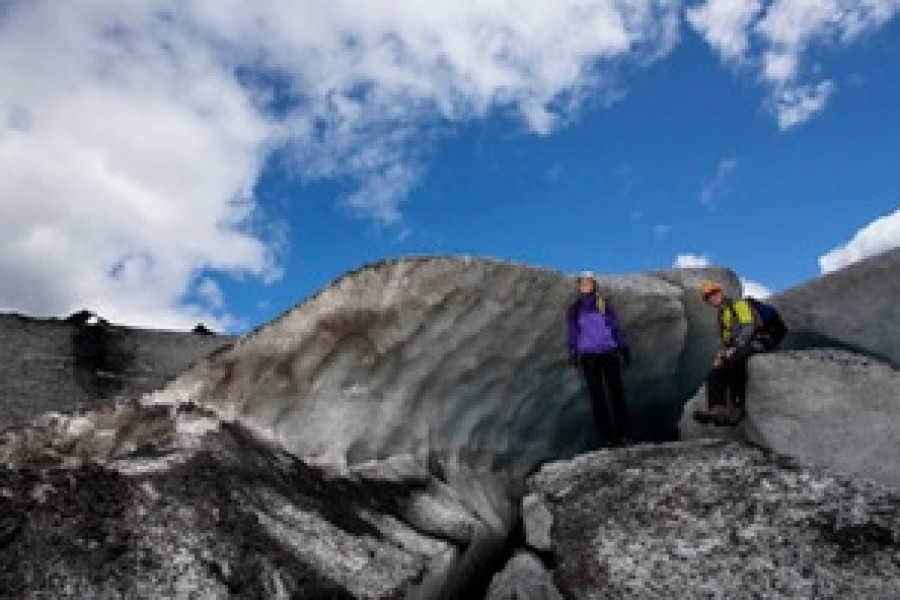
566, 271, 632, 447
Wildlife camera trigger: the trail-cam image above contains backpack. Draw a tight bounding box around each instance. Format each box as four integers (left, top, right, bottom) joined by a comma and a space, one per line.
746, 297, 787, 348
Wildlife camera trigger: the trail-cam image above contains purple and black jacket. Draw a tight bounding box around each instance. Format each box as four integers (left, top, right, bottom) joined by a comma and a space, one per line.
566, 293, 626, 356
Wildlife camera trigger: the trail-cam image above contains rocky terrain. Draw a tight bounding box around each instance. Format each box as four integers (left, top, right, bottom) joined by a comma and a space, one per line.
521, 440, 900, 599
1, 250, 898, 598
0, 402, 496, 598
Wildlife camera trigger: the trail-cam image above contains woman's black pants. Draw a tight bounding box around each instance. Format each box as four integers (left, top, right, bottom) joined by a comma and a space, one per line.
580, 351, 630, 445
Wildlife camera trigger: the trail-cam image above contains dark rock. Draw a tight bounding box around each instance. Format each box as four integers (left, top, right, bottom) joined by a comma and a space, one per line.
65, 309, 108, 327
526, 440, 900, 599
0, 403, 469, 598
192, 323, 215, 335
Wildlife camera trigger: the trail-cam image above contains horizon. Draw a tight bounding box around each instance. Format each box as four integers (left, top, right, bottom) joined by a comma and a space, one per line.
1, 2, 898, 334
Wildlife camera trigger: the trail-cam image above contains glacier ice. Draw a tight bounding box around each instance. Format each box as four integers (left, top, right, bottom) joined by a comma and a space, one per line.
149, 257, 739, 529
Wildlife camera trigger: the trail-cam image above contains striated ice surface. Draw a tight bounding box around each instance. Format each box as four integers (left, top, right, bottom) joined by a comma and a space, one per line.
151, 257, 736, 483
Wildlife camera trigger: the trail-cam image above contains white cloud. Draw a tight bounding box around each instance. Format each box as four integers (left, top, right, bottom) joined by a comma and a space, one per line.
3, 2, 897, 329
700, 158, 738, 206
770, 80, 834, 130
0, 3, 278, 330
0, 1, 683, 328
197, 278, 225, 310
686, 0, 764, 60
688, 0, 900, 127
674, 253, 712, 268
191, 0, 683, 221
819, 207, 900, 273
741, 277, 772, 299
654, 224, 673, 238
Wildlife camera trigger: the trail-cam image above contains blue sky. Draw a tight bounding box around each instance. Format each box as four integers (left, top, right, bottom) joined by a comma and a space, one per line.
1, 2, 899, 332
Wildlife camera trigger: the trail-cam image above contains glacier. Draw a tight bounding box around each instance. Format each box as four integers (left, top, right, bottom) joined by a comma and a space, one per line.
153, 257, 736, 475
145, 256, 738, 576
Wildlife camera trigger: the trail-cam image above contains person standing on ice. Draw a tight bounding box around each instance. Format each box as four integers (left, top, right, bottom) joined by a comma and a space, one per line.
566, 271, 632, 447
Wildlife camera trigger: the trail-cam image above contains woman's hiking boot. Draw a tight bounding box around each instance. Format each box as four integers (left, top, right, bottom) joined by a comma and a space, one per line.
693, 405, 728, 425
723, 405, 746, 426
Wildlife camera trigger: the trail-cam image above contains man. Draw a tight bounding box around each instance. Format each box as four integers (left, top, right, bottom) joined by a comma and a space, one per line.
695, 280, 765, 427
566, 271, 632, 447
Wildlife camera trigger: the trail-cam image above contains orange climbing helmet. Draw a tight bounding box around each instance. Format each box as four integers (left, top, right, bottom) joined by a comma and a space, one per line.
700, 280, 723, 300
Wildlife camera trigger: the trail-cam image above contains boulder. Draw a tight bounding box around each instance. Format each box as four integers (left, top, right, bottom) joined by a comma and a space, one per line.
0, 402, 490, 598
680, 349, 900, 490
522, 492, 554, 552
526, 440, 900, 599
772, 247, 900, 366
485, 551, 563, 600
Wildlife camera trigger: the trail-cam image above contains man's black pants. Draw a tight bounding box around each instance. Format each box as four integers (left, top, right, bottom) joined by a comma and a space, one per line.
580, 351, 630, 445
707, 338, 776, 409
707, 354, 749, 409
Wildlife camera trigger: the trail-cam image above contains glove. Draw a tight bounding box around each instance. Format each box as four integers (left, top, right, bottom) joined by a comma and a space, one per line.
619, 346, 631, 370
713, 350, 726, 367
568, 352, 580, 368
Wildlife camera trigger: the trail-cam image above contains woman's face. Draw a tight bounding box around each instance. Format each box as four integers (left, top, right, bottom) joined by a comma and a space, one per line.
578, 277, 595, 294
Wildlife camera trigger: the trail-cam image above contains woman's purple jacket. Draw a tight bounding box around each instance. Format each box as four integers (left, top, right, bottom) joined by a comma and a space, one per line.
566, 293, 627, 355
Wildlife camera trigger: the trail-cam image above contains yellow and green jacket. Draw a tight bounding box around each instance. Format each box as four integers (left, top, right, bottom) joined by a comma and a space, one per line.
718, 297, 760, 350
